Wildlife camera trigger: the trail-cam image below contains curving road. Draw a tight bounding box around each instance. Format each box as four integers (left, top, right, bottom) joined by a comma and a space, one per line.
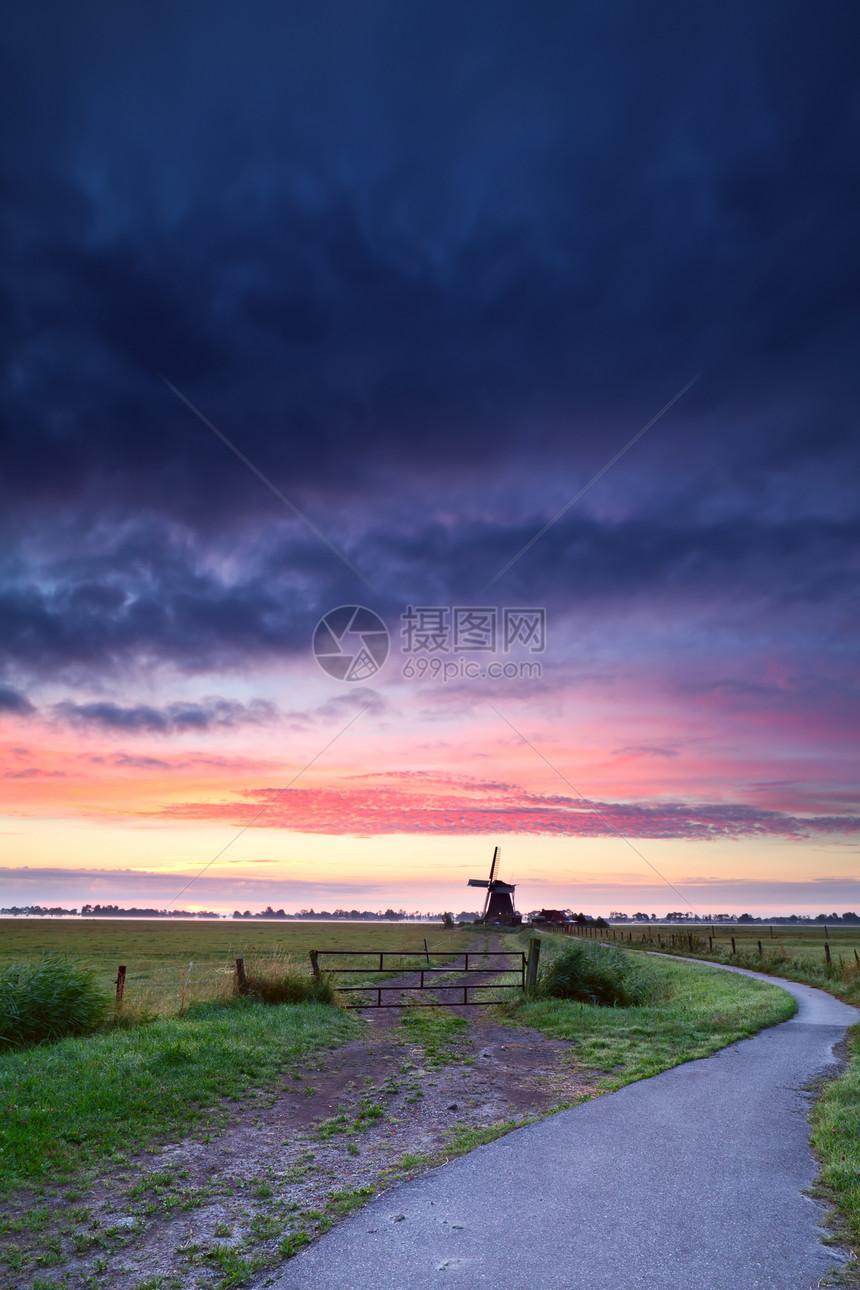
270, 965, 859, 1290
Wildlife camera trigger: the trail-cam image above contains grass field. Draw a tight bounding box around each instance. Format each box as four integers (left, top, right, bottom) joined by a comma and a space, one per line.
590, 922, 860, 1003
0, 919, 471, 1016
0, 921, 795, 1193
0, 920, 478, 1199
0, 917, 851, 1288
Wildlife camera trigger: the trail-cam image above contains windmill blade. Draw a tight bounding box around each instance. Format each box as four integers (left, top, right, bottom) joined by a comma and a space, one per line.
467, 879, 490, 888
487, 845, 500, 885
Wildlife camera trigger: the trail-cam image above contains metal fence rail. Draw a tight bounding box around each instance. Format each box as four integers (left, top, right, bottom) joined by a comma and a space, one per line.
309, 949, 527, 1008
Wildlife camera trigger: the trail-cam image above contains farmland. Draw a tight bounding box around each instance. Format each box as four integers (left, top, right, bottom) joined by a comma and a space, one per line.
0, 918, 471, 1017
590, 921, 860, 1004
0, 918, 801, 1289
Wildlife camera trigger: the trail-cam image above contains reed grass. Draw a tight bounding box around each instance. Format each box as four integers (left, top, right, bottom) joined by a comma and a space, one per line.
0, 956, 110, 1048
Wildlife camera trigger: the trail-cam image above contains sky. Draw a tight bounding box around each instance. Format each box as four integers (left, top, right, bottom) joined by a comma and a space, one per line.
1, 1, 859, 917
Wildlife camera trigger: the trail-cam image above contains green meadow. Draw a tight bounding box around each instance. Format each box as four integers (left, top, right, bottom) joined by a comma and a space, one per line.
0, 918, 470, 1016
600, 921, 860, 1004
0, 916, 856, 1287
0, 920, 795, 1197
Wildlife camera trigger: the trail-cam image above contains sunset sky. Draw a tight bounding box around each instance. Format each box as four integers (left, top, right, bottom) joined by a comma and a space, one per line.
2, 2, 859, 917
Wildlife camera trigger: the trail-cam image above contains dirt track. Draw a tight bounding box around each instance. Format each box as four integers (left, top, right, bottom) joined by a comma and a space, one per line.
0, 940, 598, 1289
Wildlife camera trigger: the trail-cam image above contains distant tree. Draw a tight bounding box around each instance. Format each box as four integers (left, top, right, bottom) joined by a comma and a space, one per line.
738, 913, 755, 923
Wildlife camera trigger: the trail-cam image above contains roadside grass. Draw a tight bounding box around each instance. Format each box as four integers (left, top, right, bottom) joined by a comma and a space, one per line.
601, 922, 860, 1007
812, 1023, 860, 1263
539, 940, 661, 1008
0, 1000, 360, 1195
511, 946, 796, 1088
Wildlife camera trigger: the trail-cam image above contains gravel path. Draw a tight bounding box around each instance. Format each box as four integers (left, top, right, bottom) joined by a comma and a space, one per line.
269, 965, 859, 1290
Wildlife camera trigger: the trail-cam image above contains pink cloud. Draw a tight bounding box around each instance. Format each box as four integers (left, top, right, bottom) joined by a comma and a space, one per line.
151, 776, 860, 840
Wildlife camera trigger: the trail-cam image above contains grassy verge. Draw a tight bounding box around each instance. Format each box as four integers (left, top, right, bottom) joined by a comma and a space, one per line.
0, 999, 360, 1195
625, 931, 860, 1006
512, 943, 796, 1089
812, 1024, 860, 1273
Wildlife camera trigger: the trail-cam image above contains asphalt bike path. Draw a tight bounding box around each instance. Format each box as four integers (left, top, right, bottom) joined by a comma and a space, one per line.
270, 963, 859, 1290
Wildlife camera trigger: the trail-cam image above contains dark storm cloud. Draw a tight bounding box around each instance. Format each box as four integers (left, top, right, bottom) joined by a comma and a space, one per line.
2, 0, 859, 526
0, 499, 857, 683
1, 0, 858, 693
0, 520, 340, 677
53, 696, 278, 734
0, 686, 35, 716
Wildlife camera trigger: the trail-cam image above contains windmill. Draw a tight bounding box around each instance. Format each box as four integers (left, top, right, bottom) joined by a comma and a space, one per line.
467, 846, 522, 926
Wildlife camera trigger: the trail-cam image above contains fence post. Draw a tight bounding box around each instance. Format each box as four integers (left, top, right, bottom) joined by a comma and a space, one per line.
424, 937, 430, 964
757, 940, 763, 957
309, 951, 320, 981
235, 957, 246, 992
115, 965, 126, 1010
825, 943, 832, 966
854, 949, 859, 966
526, 938, 541, 996
731, 937, 736, 955
708, 936, 713, 951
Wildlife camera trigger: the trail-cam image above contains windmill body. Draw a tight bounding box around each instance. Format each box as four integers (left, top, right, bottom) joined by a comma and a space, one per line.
467, 846, 522, 926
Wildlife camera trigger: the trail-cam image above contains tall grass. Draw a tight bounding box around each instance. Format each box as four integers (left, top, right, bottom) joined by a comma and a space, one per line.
539, 941, 660, 1007
0, 956, 110, 1047
239, 953, 336, 1006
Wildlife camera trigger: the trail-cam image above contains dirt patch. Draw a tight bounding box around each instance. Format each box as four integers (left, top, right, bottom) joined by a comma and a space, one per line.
0, 951, 599, 1290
